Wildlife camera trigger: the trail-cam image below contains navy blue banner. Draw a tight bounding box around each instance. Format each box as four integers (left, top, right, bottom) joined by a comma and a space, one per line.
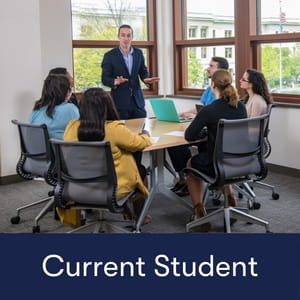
1, 234, 299, 299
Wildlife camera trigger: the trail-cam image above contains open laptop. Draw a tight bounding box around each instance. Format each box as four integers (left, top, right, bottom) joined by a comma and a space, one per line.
149, 99, 193, 123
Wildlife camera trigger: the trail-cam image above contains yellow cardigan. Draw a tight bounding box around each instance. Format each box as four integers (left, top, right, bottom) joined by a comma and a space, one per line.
63, 120, 152, 200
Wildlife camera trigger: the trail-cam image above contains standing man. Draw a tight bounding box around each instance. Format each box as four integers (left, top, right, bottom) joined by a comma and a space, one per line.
101, 24, 159, 120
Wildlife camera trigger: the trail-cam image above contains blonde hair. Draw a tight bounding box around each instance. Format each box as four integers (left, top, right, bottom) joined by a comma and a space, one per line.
211, 69, 239, 107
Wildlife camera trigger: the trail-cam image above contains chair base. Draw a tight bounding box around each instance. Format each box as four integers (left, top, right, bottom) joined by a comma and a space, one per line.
11, 195, 55, 233
233, 183, 261, 209
186, 206, 270, 233
66, 210, 136, 233
252, 181, 280, 200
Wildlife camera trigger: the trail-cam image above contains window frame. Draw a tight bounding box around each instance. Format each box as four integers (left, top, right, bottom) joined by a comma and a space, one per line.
72, 0, 158, 96
173, 0, 300, 104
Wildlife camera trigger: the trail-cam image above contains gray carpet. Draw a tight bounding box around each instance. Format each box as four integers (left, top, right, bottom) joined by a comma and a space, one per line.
0, 163, 299, 233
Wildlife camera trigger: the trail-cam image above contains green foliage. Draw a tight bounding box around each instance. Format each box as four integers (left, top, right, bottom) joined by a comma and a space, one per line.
262, 44, 300, 89
74, 48, 109, 91
188, 50, 204, 88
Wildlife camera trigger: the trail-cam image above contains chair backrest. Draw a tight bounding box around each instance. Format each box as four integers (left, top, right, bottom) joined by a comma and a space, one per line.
263, 103, 274, 158
11, 119, 56, 185
50, 139, 122, 213
213, 114, 268, 187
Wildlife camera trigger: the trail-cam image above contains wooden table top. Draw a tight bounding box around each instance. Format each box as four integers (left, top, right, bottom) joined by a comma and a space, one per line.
125, 118, 192, 151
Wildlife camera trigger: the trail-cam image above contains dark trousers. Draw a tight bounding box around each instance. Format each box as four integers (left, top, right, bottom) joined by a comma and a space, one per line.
167, 142, 208, 172
133, 151, 146, 180
118, 96, 146, 120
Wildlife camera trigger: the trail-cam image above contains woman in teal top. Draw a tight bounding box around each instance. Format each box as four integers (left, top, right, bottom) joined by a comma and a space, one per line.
29, 74, 79, 139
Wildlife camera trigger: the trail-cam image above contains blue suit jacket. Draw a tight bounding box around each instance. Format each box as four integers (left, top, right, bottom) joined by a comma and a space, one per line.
101, 46, 149, 110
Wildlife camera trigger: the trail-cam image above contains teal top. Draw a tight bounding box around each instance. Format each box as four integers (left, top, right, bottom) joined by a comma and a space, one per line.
29, 102, 79, 139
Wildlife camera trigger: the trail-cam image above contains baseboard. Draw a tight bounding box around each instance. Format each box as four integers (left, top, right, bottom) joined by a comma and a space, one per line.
0, 175, 24, 185
267, 163, 300, 177
1, 163, 299, 185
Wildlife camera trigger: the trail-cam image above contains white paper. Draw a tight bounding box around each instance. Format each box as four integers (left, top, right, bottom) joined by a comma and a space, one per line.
164, 131, 184, 137
151, 137, 160, 143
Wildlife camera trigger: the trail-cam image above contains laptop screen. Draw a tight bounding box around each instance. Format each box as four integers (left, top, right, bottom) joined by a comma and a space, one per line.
149, 99, 192, 123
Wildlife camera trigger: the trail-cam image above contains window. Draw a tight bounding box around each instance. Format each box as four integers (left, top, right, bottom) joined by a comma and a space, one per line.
173, 0, 300, 103
181, 45, 235, 89
259, 0, 300, 35
254, 0, 300, 101
225, 47, 232, 58
173, 0, 235, 95
200, 26, 208, 38
71, 0, 158, 94
225, 30, 232, 37
185, 0, 234, 39
189, 27, 197, 38
201, 47, 207, 58
261, 43, 300, 94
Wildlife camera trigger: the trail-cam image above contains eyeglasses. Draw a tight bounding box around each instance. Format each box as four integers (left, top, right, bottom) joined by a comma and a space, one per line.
240, 78, 249, 82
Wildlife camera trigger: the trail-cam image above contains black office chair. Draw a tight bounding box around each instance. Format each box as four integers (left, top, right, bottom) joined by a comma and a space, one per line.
50, 139, 137, 233
11, 120, 57, 233
248, 103, 279, 199
183, 114, 271, 233
234, 104, 279, 210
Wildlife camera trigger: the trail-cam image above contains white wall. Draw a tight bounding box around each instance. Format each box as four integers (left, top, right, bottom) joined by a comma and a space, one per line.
0, 0, 42, 177
0, 0, 72, 177
268, 106, 300, 169
39, 0, 73, 78
0, 0, 299, 178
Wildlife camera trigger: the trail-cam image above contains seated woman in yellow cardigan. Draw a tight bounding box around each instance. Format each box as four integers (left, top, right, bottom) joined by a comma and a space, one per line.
63, 88, 153, 225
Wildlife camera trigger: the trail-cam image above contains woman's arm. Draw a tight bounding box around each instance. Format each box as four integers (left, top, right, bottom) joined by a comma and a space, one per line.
184, 111, 207, 141
112, 122, 152, 152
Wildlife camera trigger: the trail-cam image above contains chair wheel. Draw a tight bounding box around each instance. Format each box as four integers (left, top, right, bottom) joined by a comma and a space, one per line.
32, 226, 40, 233
252, 202, 261, 210
48, 190, 54, 197
11, 216, 21, 224
212, 198, 221, 206
272, 192, 279, 200
238, 193, 243, 199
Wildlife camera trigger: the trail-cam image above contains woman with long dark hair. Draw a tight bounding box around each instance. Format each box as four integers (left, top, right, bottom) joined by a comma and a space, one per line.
48, 67, 78, 107
185, 69, 247, 222
29, 74, 79, 139
240, 68, 273, 117
63, 88, 152, 224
